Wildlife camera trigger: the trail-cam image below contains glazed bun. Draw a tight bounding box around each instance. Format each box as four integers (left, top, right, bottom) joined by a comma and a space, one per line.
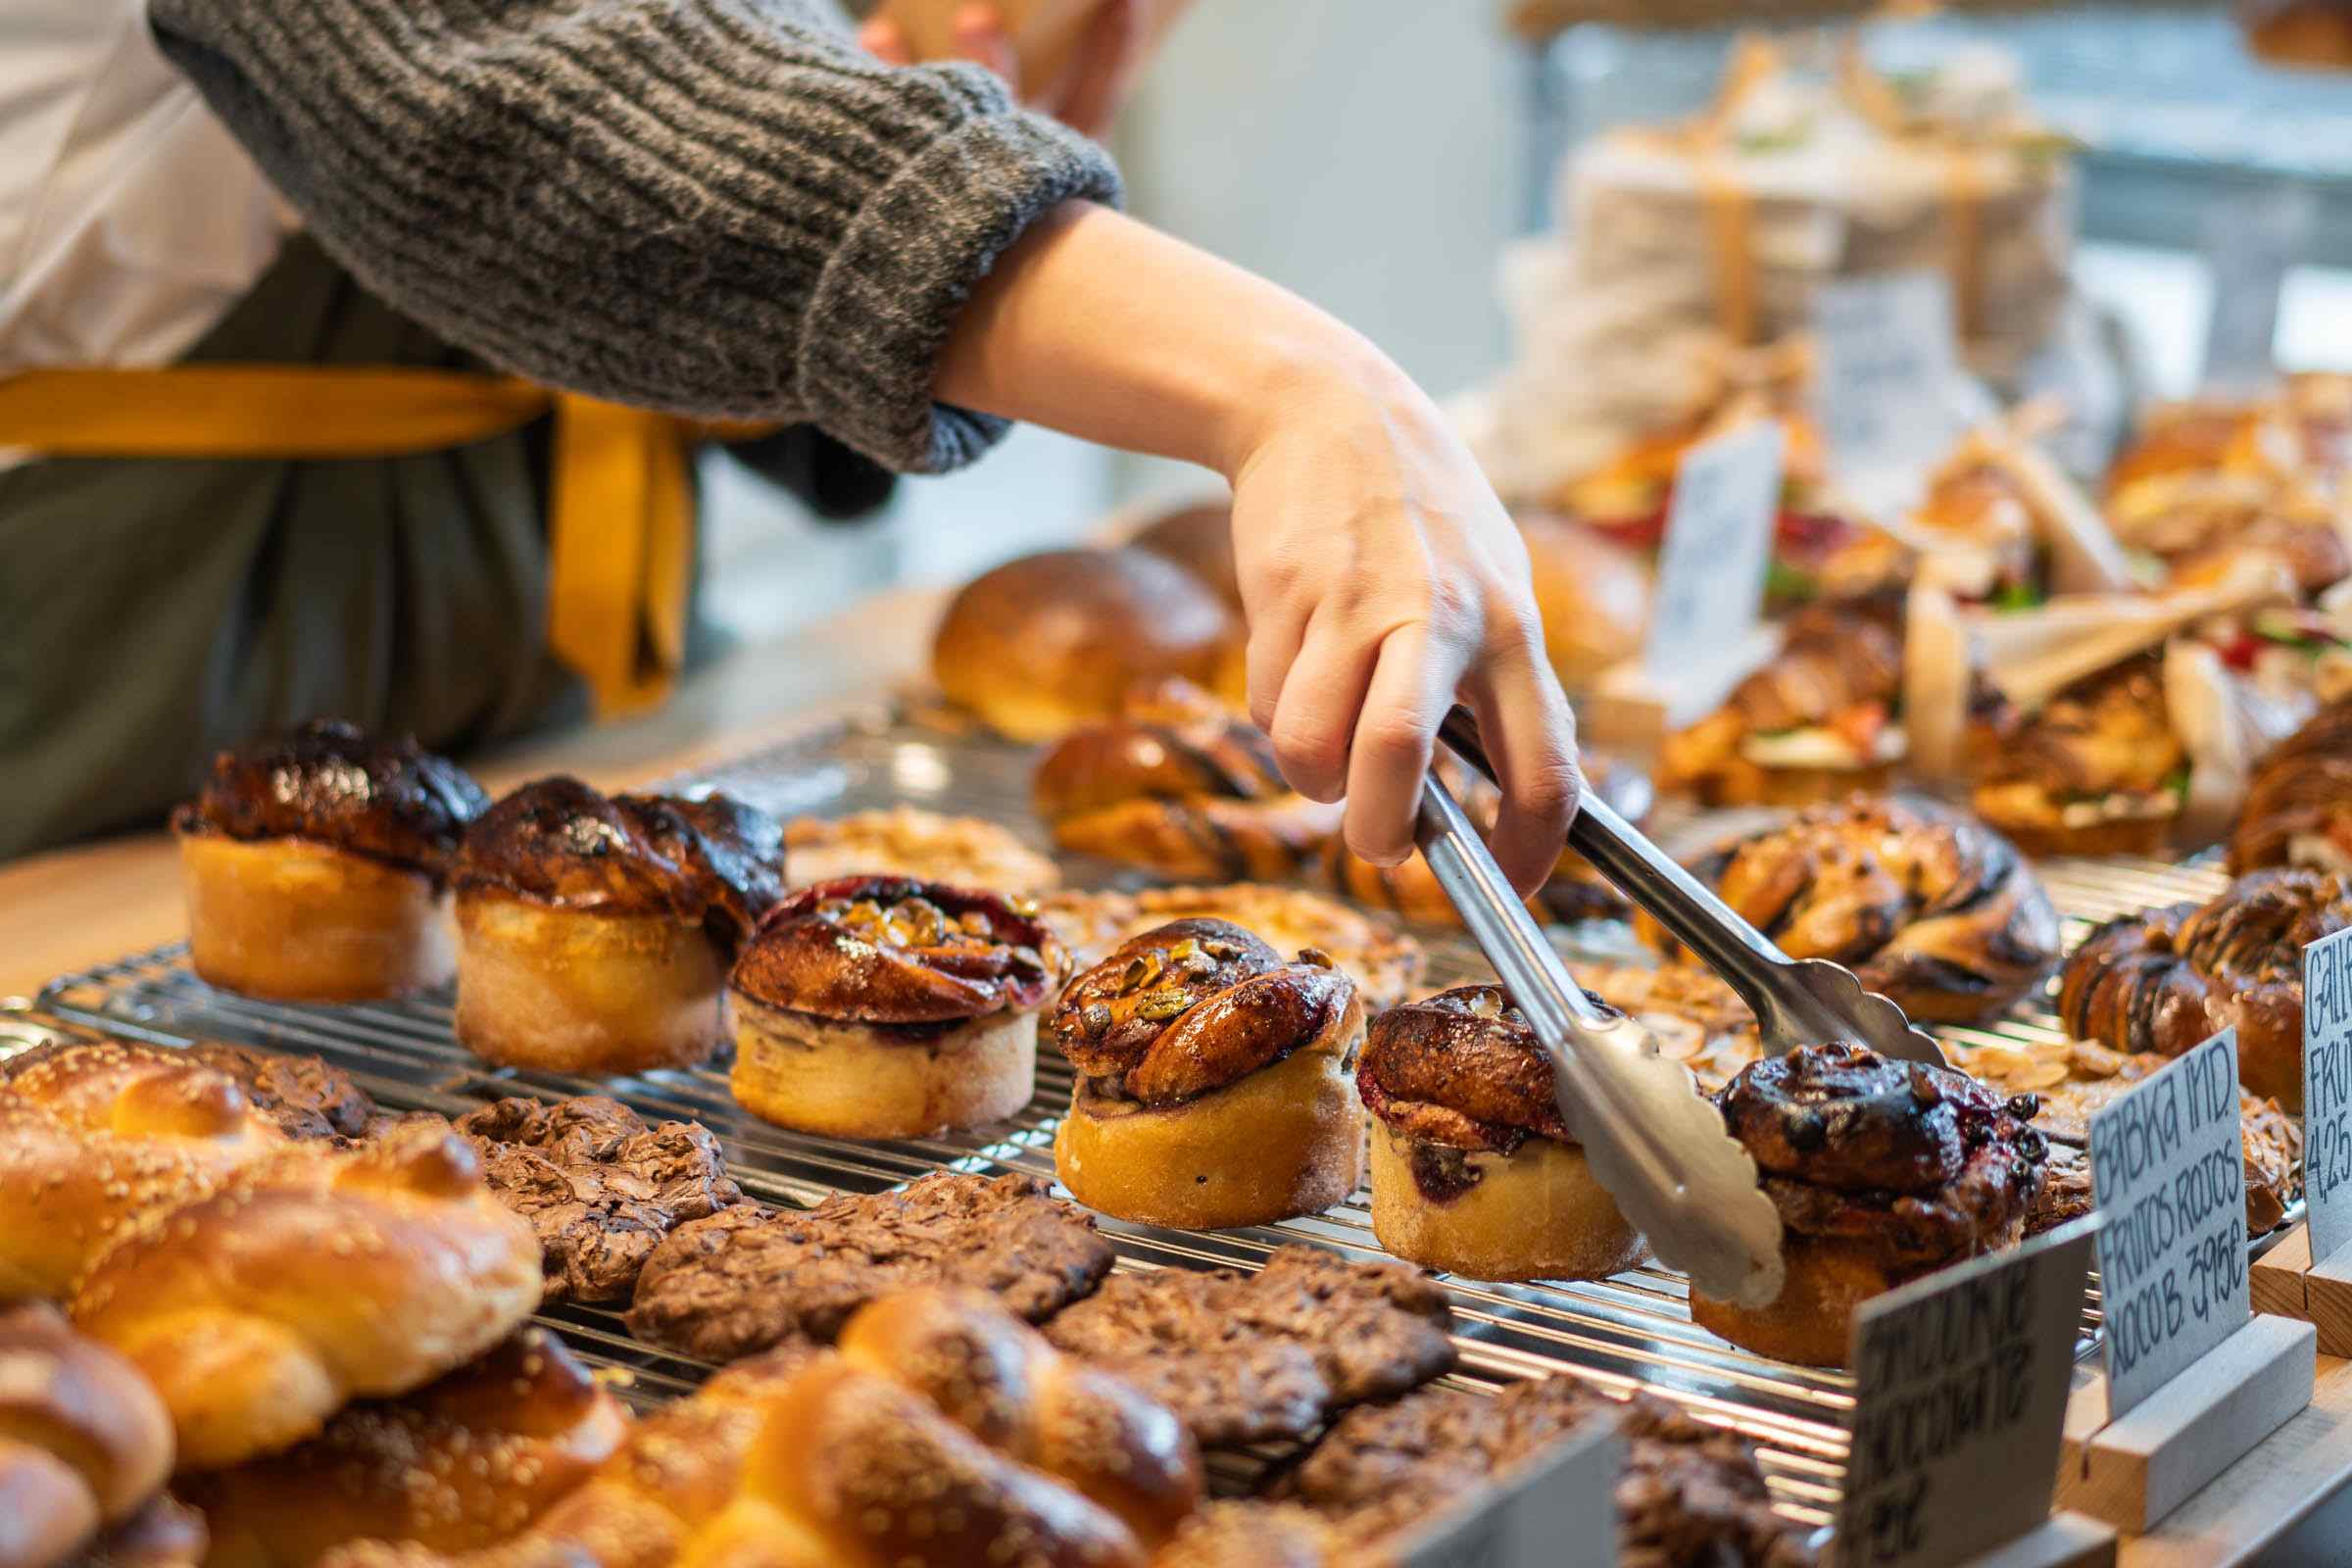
1047, 919, 1364, 1229
1357, 985, 1643, 1282
71, 1123, 544, 1470
1129, 499, 1242, 612
931, 548, 1243, 742
1517, 513, 1650, 689
0, 1303, 177, 1568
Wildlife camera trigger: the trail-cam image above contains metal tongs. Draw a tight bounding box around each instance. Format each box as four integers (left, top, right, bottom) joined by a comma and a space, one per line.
1414, 711, 1943, 1308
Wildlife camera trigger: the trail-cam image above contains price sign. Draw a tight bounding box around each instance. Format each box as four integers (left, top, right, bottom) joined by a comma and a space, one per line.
1812, 270, 1968, 481
2087, 1030, 2249, 1419
2201, 180, 2313, 394
1839, 1216, 2098, 1568
1393, 1419, 1621, 1568
1642, 419, 1784, 682
2306, 925, 2352, 1264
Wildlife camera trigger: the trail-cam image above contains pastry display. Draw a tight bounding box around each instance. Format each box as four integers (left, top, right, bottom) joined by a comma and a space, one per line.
1037, 883, 1424, 1012
183, 1042, 378, 1142
450, 778, 784, 1074
1356, 984, 1644, 1282
1047, 918, 1366, 1230
1031, 679, 1342, 881
0, 1040, 288, 1299
1902, 419, 2136, 604
1661, 596, 1906, 808
2057, 867, 2352, 1108
454, 1096, 745, 1303
624, 1172, 1113, 1362
2106, 392, 2352, 598
180, 1330, 629, 1568
1041, 1246, 1456, 1448
2230, 693, 2352, 873
1271, 1375, 1819, 1568
69, 1121, 544, 1469
1129, 497, 1242, 612
1692, 1044, 2048, 1368
726, 875, 1066, 1138
172, 720, 490, 1002
0, 1302, 185, 1568
1649, 795, 2062, 1025
782, 805, 1060, 894
930, 547, 1243, 742
321, 1288, 1199, 1568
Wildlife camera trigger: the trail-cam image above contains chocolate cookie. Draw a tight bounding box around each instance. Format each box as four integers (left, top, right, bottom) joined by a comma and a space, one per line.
182, 1043, 376, 1142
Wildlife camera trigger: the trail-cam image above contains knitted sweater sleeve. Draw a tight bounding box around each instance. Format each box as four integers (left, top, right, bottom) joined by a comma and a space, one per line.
147, 0, 1123, 473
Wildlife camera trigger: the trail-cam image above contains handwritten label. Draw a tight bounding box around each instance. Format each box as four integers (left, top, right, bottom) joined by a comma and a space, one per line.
2201, 180, 2313, 394
1394, 1419, 1621, 1568
1642, 419, 1785, 682
2306, 926, 2352, 1264
1838, 1216, 2097, 1568
1812, 270, 1967, 481
2087, 1030, 2249, 1419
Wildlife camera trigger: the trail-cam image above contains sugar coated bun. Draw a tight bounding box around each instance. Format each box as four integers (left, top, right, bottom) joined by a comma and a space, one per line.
932, 549, 1243, 742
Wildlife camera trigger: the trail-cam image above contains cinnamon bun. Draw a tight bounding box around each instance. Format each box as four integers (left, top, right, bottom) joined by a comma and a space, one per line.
1647, 794, 2062, 1025
727, 877, 1067, 1138
1692, 1044, 2048, 1367
2056, 867, 2352, 1109
172, 720, 489, 1001
1357, 985, 1643, 1281
1046, 918, 1365, 1229
1030, 679, 1340, 881
1970, 653, 2187, 858
2230, 694, 2352, 874
450, 779, 784, 1074
1660, 597, 1905, 808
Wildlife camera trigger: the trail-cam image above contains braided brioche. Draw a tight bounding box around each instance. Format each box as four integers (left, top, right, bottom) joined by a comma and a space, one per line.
181, 1329, 628, 1568
0, 1302, 181, 1568
319, 1288, 1200, 1568
70, 1123, 543, 1470
0, 1042, 287, 1299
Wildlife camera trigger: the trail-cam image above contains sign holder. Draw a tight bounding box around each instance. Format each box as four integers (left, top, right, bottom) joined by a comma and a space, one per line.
2055, 1029, 2316, 1532
2248, 926, 2352, 1351
2249, 1226, 2352, 1353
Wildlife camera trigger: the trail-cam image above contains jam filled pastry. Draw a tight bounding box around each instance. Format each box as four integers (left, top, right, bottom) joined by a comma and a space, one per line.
1692, 1044, 2048, 1368
180, 1329, 630, 1568
1029, 678, 1341, 881
2057, 867, 2352, 1110
451, 777, 785, 1074
1356, 984, 1645, 1282
2230, 694, 2352, 874
726, 876, 1067, 1139
1047, 918, 1365, 1230
1649, 793, 2062, 1026
172, 719, 490, 1001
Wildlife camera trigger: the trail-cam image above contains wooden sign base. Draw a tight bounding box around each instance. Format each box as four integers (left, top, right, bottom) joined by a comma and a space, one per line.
2056, 1313, 2317, 1532
2247, 1224, 2352, 1355
1970, 1510, 2117, 1568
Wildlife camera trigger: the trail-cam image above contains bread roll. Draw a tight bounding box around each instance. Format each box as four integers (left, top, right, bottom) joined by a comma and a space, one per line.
0, 1303, 178, 1568
931, 549, 1242, 742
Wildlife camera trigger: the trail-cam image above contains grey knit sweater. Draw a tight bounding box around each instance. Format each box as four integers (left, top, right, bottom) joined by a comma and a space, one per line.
147, 0, 1123, 474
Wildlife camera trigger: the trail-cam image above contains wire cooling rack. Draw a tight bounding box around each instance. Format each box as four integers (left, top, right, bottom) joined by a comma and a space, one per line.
25, 707, 2270, 1528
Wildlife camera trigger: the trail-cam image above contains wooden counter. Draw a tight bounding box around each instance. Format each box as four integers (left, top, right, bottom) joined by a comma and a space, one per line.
3, 577, 2348, 1564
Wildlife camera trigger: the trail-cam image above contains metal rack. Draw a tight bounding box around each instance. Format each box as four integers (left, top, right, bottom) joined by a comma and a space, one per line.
24, 709, 2272, 1532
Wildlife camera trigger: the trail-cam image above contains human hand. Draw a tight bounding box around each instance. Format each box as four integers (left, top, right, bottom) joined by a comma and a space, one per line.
861, 1, 1152, 139
1226, 360, 1583, 897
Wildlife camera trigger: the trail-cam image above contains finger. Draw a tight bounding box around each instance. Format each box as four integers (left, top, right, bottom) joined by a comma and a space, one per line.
1241, 592, 1308, 736
858, 18, 914, 65
1052, 0, 1148, 137
953, 3, 1022, 92
1464, 636, 1582, 899
1344, 624, 1465, 867
1266, 616, 1380, 805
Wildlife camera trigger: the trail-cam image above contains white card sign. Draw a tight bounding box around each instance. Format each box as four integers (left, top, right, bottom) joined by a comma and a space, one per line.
1812, 270, 1968, 481
2201, 180, 2313, 394
2087, 1029, 2249, 1420
2305, 925, 2352, 1264
1642, 419, 1785, 682
1394, 1420, 1621, 1568
1838, 1216, 2098, 1568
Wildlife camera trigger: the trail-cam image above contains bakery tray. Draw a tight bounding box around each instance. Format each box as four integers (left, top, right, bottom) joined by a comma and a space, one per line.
23, 708, 2285, 1530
